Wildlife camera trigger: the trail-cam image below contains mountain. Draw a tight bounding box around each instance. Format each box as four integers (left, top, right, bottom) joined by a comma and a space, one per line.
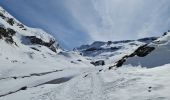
0, 6, 170, 100
75, 37, 157, 67
112, 31, 170, 68
0, 6, 93, 97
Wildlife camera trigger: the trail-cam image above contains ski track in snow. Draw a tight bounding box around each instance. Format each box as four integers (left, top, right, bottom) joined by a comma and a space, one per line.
34, 70, 105, 100
29, 65, 170, 100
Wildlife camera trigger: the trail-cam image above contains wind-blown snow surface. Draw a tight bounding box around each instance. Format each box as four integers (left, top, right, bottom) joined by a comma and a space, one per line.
0, 6, 170, 100
1, 64, 170, 100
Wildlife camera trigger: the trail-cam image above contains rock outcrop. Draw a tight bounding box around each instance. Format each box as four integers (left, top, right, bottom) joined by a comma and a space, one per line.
25, 36, 58, 52
0, 26, 16, 45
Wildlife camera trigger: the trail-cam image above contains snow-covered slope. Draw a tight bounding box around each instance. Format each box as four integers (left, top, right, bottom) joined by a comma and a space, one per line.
76, 37, 157, 67
0, 6, 93, 97
1, 64, 170, 100
0, 6, 170, 100
118, 31, 170, 68
0, 6, 94, 75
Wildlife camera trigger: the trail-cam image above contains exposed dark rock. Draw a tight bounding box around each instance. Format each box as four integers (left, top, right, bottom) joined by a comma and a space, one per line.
17, 23, 24, 28
20, 86, 27, 90
99, 69, 103, 72
163, 32, 168, 36
25, 36, 57, 52
108, 66, 114, 70
0, 12, 5, 19
107, 41, 112, 46
83, 74, 88, 78
49, 45, 57, 53
7, 28, 16, 36
7, 18, 15, 26
22, 28, 27, 30
116, 57, 126, 67
16, 23, 27, 30
31, 47, 40, 51
133, 44, 155, 57
0, 26, 6, 39
12, 77, 17, 79
71, 61, 77, 64
27, 36, 44, 44
90, 60, 105, 66
0, 27, 17, 45
77, 59, 82, 62
11, 60, 18, 63
148, 87, 152, 92
113, 44, 155, 68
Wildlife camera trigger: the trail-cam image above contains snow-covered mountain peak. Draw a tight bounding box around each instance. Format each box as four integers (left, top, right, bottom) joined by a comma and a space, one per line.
0, 6, 60, 53
75, 37, 157, 67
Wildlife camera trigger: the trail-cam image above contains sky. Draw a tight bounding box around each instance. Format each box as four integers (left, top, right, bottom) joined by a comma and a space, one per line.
0, 0, 170, 49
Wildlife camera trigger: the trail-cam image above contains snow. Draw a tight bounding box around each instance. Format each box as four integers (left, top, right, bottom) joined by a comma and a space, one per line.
124, 32, 170, 68
1, 64, 170, 100
0, 6, 93, 98
77, 40, 145, 67
0, 6, 170, 100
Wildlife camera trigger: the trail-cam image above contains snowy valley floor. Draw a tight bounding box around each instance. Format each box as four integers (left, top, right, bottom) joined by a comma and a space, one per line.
1, 64, 170, 100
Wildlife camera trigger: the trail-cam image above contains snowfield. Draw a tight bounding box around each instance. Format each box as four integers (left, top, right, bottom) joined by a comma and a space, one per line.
0, 6, 170, 100
1, 64, 170, 100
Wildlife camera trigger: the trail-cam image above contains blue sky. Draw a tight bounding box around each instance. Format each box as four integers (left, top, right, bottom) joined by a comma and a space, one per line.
0, 0, 170, 49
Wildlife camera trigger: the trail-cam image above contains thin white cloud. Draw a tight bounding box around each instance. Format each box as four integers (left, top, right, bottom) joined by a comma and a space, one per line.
65, 0, 170, 41
1, 0, 170, 49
